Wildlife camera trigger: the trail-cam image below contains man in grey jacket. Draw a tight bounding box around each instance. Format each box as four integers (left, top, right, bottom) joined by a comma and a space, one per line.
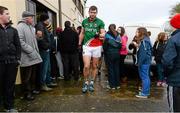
17, 11, 42, 101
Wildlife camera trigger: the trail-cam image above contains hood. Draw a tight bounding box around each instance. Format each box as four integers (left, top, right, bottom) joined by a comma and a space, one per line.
171, 29, 180, 36
18, 18, 26, 24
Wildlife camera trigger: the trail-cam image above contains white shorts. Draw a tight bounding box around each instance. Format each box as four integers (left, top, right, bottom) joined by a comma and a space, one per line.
82, 45, 102, 58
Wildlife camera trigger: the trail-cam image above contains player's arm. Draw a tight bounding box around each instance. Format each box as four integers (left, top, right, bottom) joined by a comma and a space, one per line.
79, 28, 85, 46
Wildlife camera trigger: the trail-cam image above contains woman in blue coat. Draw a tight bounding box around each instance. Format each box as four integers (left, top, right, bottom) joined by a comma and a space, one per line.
134, 27, 152, 98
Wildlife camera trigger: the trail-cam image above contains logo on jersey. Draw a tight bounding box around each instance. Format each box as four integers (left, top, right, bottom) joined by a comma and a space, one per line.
94, 24, 97, 27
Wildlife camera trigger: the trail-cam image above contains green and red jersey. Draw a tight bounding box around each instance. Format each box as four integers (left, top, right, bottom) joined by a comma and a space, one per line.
82, 17, 105, 47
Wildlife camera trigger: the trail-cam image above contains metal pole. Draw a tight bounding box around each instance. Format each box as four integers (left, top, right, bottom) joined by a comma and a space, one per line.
58, 0, 62, 27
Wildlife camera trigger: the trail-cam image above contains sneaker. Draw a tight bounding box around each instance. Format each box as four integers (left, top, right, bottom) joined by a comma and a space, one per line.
50, 77, 56, 80
135, 92, 148, 99
47, 82, 58, 87
41, 85, 53, 91
32, 90, 40, 95
5, 109, 18, 112
89, 81, 95, 92
157, 81, 162, 87
58, 75, 64, 80
106, 85, 116, 90
161, 82, 167, 87
82, 83, 88, 93
116, 86, 120, 90
106, 85, 111, 89
111, 87, 116, 90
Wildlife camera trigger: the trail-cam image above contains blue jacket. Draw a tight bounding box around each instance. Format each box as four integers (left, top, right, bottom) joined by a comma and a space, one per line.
162, 29, 180, 86
137, 36, 152, 66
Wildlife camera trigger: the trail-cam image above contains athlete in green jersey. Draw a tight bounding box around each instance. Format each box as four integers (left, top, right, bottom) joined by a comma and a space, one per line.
82, 17, 105, 46
79, 6, 105, 93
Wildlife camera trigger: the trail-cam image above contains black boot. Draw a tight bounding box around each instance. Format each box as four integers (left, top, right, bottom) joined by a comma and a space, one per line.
24, 93, 35, 101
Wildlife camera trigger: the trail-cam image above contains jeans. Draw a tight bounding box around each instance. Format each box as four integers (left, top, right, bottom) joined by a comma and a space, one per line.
156, 63, 164, 81
39, 51, 52, 85
107, 53, 120, 88
138, 64, 151, 95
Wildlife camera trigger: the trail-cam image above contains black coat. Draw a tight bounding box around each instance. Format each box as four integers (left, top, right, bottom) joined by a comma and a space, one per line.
59, 27, 79, 54
153, 41, 167, 63
0, 24, 21, 63
35, 22, 50, 51
162, 29, 180, 86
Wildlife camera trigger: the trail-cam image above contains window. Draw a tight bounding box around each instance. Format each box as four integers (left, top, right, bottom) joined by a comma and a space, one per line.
72, 0, 84, 17
26, 0, 37, 23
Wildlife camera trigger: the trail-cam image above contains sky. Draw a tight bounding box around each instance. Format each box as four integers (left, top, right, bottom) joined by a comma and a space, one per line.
86, 0, 179, 28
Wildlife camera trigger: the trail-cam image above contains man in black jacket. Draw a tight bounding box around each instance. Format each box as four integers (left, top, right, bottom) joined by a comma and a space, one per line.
35, 13, 54, 92
60, 21, 79, 81
0, 6, 21, 112
162, 13, 180, 112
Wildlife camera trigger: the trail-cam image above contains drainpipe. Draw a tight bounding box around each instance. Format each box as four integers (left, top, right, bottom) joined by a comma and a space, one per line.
58, 0, 62, 27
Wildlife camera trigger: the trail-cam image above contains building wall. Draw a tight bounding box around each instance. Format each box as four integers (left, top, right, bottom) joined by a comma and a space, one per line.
61, 0, 85, 28
0, 0, 60, 26
0, 0, 26, 27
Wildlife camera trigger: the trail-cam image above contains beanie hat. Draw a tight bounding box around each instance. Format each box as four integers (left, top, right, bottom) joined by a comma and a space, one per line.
170, 13, 180, 29
46, 23, 52, 32
40, 13, 49, 22
56, 27, 63, 33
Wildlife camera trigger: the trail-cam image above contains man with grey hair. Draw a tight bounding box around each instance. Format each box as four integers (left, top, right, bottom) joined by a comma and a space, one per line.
17, 11, 42, 101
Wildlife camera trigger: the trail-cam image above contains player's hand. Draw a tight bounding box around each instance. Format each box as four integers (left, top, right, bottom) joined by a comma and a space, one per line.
99, 37, 104, 40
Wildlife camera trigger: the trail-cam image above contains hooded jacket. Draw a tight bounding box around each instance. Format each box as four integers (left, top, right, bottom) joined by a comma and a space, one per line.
103, 31, 122, 54
162, 29, 180, 86
17, 19, 42, 67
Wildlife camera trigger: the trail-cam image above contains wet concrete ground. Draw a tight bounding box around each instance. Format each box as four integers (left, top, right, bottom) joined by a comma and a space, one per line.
14, 77, 168, 112
1, 63, 169, 112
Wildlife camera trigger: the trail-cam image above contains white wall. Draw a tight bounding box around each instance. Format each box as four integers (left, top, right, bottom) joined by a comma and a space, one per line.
61, 0, 84, 28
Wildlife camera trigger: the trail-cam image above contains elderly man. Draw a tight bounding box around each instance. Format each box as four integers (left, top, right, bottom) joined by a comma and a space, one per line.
17, 11, 42, 101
